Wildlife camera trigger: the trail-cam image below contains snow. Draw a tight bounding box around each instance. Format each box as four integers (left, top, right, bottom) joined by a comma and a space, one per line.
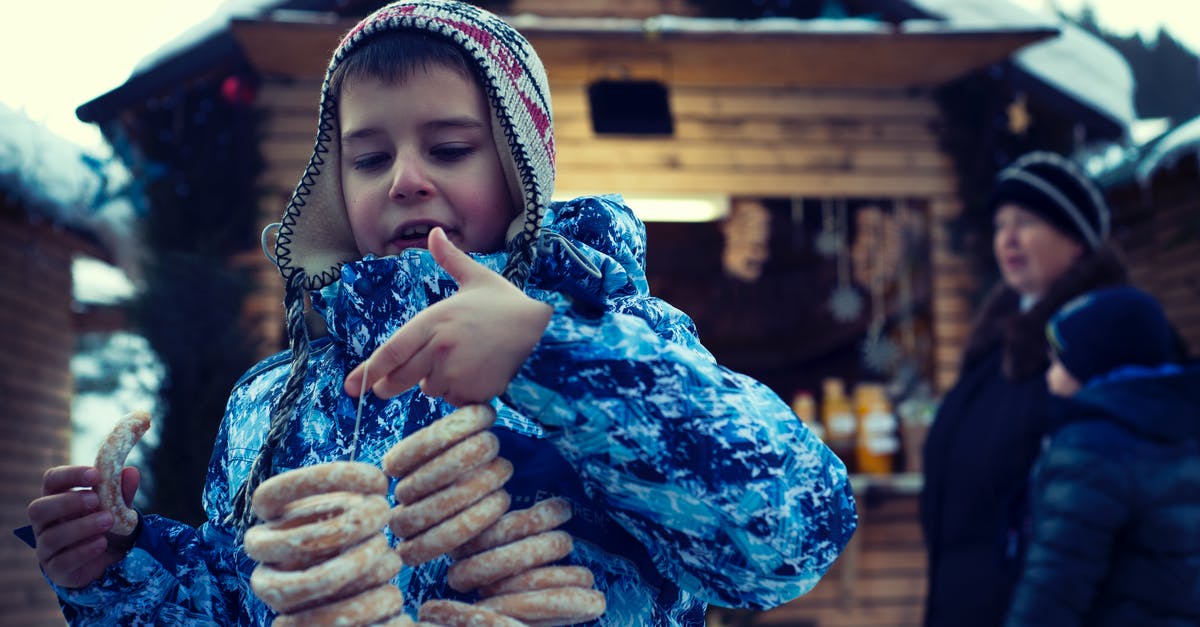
2, 103, 156, 471
74, 256, 137, 305
510, 14, 891, 35
71, 333, 163, 475
1135, 114, 1200, 182
1014, 23, 1136, 130
907, 0, 1136, 132
128, 0, 284, 78
122, 0, 1130, 140
0, 102, 141, 276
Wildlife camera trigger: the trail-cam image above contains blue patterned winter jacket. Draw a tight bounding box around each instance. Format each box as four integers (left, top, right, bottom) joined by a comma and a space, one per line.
52, 196, 856, 625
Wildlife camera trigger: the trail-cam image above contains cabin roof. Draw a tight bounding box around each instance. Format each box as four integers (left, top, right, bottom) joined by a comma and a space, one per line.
77, 0, 1132, 139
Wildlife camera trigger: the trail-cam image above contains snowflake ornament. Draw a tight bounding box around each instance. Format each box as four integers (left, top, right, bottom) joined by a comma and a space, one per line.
828, 285, 864, 322
815, 230, 842, 257
862, 334, 901, 373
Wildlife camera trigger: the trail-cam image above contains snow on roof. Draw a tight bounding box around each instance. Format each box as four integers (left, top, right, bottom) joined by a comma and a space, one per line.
509, 13, 891, 35
1135, 114, 1200, 183
129, 0, 283, 78
509, 11, 1056, 37
1, 102, 140, 276
907, 0, 1135, 133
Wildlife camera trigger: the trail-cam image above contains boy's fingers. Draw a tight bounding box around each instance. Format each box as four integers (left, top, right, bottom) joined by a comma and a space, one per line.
428, 227, 490, 287
41, 466, 99, 496
372, 344, 436, 399
345, 320, 435, 398
27, 490, 101, 536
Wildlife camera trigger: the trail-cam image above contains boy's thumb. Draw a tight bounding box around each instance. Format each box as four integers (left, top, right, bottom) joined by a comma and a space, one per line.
428, 227, 481, 285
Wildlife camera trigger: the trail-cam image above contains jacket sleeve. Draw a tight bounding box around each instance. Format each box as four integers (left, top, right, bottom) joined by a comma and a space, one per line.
50, 515, 253, 625
49, 372, 277, 625
504, 197, 857, 610
1004, 424, 1133, 627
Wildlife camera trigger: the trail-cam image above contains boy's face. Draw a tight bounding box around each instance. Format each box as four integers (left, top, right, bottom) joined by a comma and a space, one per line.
338, 66, 515, 257
1046, 355, 1081, 397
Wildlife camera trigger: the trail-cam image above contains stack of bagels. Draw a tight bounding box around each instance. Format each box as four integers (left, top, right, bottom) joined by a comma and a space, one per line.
244, 404, 605, 627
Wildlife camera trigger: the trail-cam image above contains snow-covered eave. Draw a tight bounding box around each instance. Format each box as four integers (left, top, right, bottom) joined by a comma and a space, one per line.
1134, 115, 1200, 184
76, 0, 292, 125
508, 13, 1054, 39
2, 103, 140, 278
1011, 25, 1135, 137
1099, 114, 1200, 189
902, 0, 1134, 140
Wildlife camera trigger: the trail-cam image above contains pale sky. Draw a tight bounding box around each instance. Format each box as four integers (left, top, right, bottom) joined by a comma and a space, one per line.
2, 0, 1198, 153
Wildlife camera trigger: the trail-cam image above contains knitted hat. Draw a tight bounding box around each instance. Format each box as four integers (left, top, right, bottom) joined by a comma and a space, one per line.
991, 151, 1110, 249
1047, 286, 1177, 384
271, 0, 555, 290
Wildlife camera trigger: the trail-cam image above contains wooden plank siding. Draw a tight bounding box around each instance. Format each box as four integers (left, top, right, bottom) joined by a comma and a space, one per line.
1108, 161, 1200, 354
0, 207, 77, 627
252, 76, 973, 380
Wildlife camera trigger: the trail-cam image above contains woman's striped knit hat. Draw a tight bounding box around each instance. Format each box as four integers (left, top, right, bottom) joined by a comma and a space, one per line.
271, 0, 556, 291
990, 151, 1110, 250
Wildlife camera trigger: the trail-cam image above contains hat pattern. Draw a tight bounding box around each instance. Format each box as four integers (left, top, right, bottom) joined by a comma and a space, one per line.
991, 151, 1110, 249
273, 0, 556, 291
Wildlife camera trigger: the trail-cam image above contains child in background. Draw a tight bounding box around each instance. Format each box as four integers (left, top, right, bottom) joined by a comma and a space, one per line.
1005, 285, 1200, 626
26, 2, 856, 624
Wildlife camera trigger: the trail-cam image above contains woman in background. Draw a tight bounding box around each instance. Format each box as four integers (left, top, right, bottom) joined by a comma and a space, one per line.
920, 151, 1127, 627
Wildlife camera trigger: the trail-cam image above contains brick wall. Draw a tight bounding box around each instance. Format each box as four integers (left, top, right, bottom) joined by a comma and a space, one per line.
0, 204, 75, 626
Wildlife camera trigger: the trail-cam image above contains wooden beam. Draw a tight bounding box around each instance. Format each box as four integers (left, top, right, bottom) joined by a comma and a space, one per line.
232, 17, 1051, 89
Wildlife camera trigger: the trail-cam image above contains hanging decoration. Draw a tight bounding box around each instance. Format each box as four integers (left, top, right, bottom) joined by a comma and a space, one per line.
827, 198, 863, 323
1006, 91, 1032, 136
856, 202, 901, 373
815, 198, 841, 258
720, 198, 771, 282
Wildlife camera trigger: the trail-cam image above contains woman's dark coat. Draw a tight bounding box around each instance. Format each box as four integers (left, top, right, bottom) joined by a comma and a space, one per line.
920, 247, 1127, 627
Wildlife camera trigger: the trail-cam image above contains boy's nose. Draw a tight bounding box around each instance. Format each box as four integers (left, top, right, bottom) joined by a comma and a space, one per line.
388, 158, 433, 200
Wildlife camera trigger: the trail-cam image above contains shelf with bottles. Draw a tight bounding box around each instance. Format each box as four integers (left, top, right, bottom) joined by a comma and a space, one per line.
792, 376, 937, 477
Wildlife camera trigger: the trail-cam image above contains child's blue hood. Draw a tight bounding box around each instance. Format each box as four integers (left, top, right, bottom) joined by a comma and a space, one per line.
1068, 362, 1200, 441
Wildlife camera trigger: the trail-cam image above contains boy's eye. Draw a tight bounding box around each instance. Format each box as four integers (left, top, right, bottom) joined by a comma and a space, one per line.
351, 154, 389, 171
432, 144, 474, 162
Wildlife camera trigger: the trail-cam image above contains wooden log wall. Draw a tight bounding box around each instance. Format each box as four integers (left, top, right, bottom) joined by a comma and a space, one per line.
0, 206, 76, 627
1108, 160, 1200, 354
252, 78, 974, 389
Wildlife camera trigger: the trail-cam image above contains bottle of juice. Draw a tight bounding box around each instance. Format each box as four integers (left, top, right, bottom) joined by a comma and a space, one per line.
791, 390, 824, 441
821, 378, 857, 471
855, 383, 899, 475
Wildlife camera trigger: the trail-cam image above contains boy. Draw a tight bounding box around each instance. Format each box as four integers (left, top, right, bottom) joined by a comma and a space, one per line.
27, 2, 856, 624
1005, 285, 1200, 626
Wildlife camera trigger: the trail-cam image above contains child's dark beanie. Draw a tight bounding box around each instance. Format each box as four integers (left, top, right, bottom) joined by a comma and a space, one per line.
991, 151, 1110, 249
1047, 286, 1178, 384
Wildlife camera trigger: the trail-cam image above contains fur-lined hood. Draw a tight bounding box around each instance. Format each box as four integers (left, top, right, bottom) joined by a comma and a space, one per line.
961, 245, 1129, 380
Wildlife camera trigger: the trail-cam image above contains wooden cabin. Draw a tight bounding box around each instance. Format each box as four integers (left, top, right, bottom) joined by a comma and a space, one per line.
71, 1, 1133, 625
1100, 116, 1200, 353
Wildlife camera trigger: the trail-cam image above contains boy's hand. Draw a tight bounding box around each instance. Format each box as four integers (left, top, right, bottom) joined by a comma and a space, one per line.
345, 227, 552, 406
27, 465, 140, 589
